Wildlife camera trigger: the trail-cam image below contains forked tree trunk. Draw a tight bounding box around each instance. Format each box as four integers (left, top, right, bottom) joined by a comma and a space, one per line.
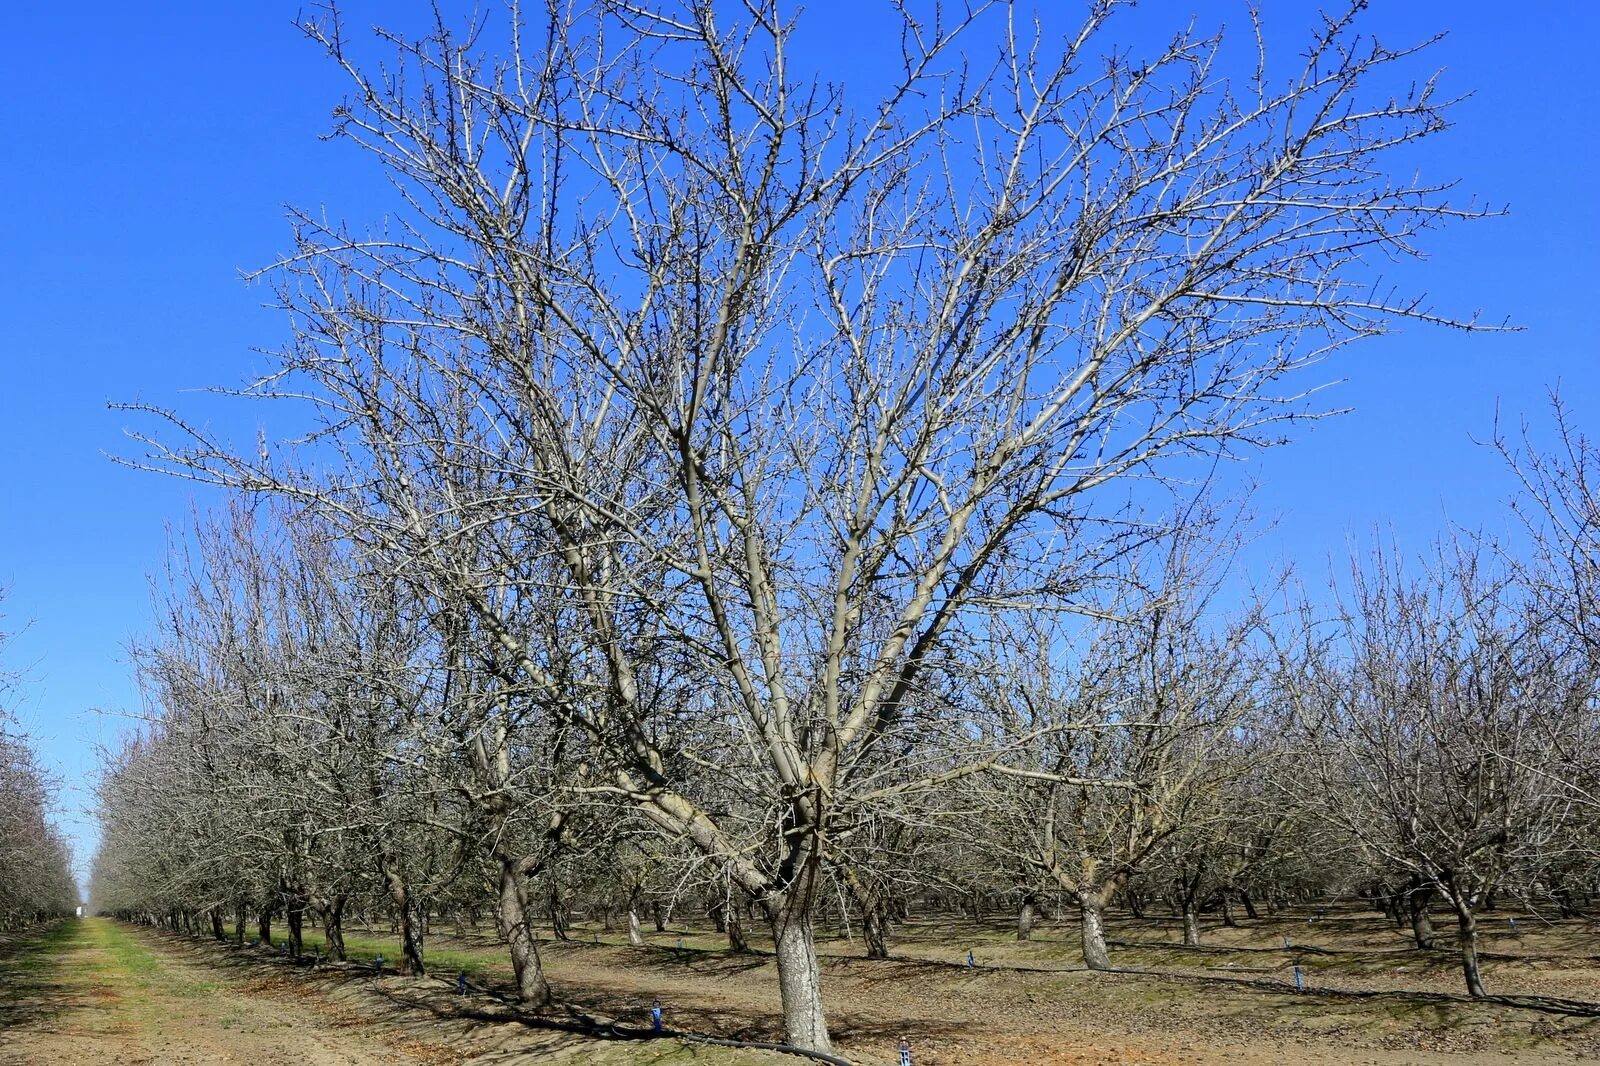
1456, 905, 1485, 997
1080, 895, 1113, 971
1017, 895, 1036, 941
322, 896, 348, 961
497, 855, 552, 1007
381, 860, 425, 976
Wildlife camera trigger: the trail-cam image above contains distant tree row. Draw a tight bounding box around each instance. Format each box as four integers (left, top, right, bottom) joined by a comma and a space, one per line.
93, 0, 1562, 1053
0, 600, 79, 930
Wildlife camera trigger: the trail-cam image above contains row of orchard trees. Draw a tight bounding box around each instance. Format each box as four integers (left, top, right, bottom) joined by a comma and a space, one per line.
91, 474, 1600, 1016
92, 0, 1587, 1052
0, 601, 79, 930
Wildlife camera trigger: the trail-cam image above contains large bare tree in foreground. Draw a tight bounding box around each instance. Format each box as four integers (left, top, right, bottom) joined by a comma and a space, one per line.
118, 0, 1493, 1049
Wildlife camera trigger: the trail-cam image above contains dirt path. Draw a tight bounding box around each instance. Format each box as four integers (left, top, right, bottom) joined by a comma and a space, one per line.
0, 918, 442, 1066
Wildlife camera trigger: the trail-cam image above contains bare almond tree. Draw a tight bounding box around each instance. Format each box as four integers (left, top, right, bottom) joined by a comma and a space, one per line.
1290, 543, 1586, 997
961, 532, 1268, 969
1497, 400, 1600, 828
118, 0, 1494, 1048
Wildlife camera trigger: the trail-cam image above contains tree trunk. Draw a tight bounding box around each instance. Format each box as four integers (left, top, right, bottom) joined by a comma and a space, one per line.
651, 901, 667, 933
627, 907, 645, 947
234, 901, 246, 946
708, 898, 728, 933
1386, 891, 1406, 928
323, 896, 348, 961
1017, 895, 1036, 941
1456, 905, 1485, 997
286, 897, 305, 958
210, 909, 225, 941
497, 855, 552, 1007
549, 889, 570, 941
1408, 879, 1436, 950
768, 899, 832, 1054
1240, 890, 1260, 920
726, 904, 750, 953
381, 860, 425, 976
1220, 891, 1237, 927
257, 906, 274, 947
1182, 903, 1201, 946
1080, 895, 1113, 971
863, 904, 890, 959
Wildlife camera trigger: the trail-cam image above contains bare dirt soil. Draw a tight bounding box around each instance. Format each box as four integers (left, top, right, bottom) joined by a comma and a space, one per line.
6, 906, 1599, 1065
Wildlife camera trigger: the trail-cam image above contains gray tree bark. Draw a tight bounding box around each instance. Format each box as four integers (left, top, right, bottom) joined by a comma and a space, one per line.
497, 856, 552, 1007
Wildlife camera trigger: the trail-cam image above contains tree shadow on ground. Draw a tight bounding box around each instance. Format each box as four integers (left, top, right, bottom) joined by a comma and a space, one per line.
0, 922, 90, 1031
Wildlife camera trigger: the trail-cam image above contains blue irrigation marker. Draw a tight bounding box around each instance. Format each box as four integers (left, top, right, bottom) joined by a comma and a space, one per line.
1508, 917, 1518, 932
1293, 965, 1304, 991
966, 949, 976, 968
677, 937, 685, 950
899, 1036, 913, 1066
373, 954, 384, 974
651, 1000, 663, 1032
1283, 935, 1292, 948
456, 972, 468, 996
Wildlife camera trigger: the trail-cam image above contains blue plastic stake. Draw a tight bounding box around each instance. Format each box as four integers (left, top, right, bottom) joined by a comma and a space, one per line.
1293, 965, 1304, 991
899, 1036, 913, 1066
651, 1000, 663, 1032
966, 950, 976, 968
1283, 935, 1292, 949
1508, 917, 1518, 932
456, 972, 468, 996
677, 937, 685, 950
374, 954, 384, 975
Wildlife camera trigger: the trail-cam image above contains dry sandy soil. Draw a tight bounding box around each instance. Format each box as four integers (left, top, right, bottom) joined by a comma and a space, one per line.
5, 907, 1600, 1065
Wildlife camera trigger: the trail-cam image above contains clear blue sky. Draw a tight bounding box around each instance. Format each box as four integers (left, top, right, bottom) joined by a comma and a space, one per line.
1, 1, 1596, 879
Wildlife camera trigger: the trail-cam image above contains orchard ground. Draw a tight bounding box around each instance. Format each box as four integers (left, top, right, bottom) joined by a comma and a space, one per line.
4, 905, 1599, 1065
